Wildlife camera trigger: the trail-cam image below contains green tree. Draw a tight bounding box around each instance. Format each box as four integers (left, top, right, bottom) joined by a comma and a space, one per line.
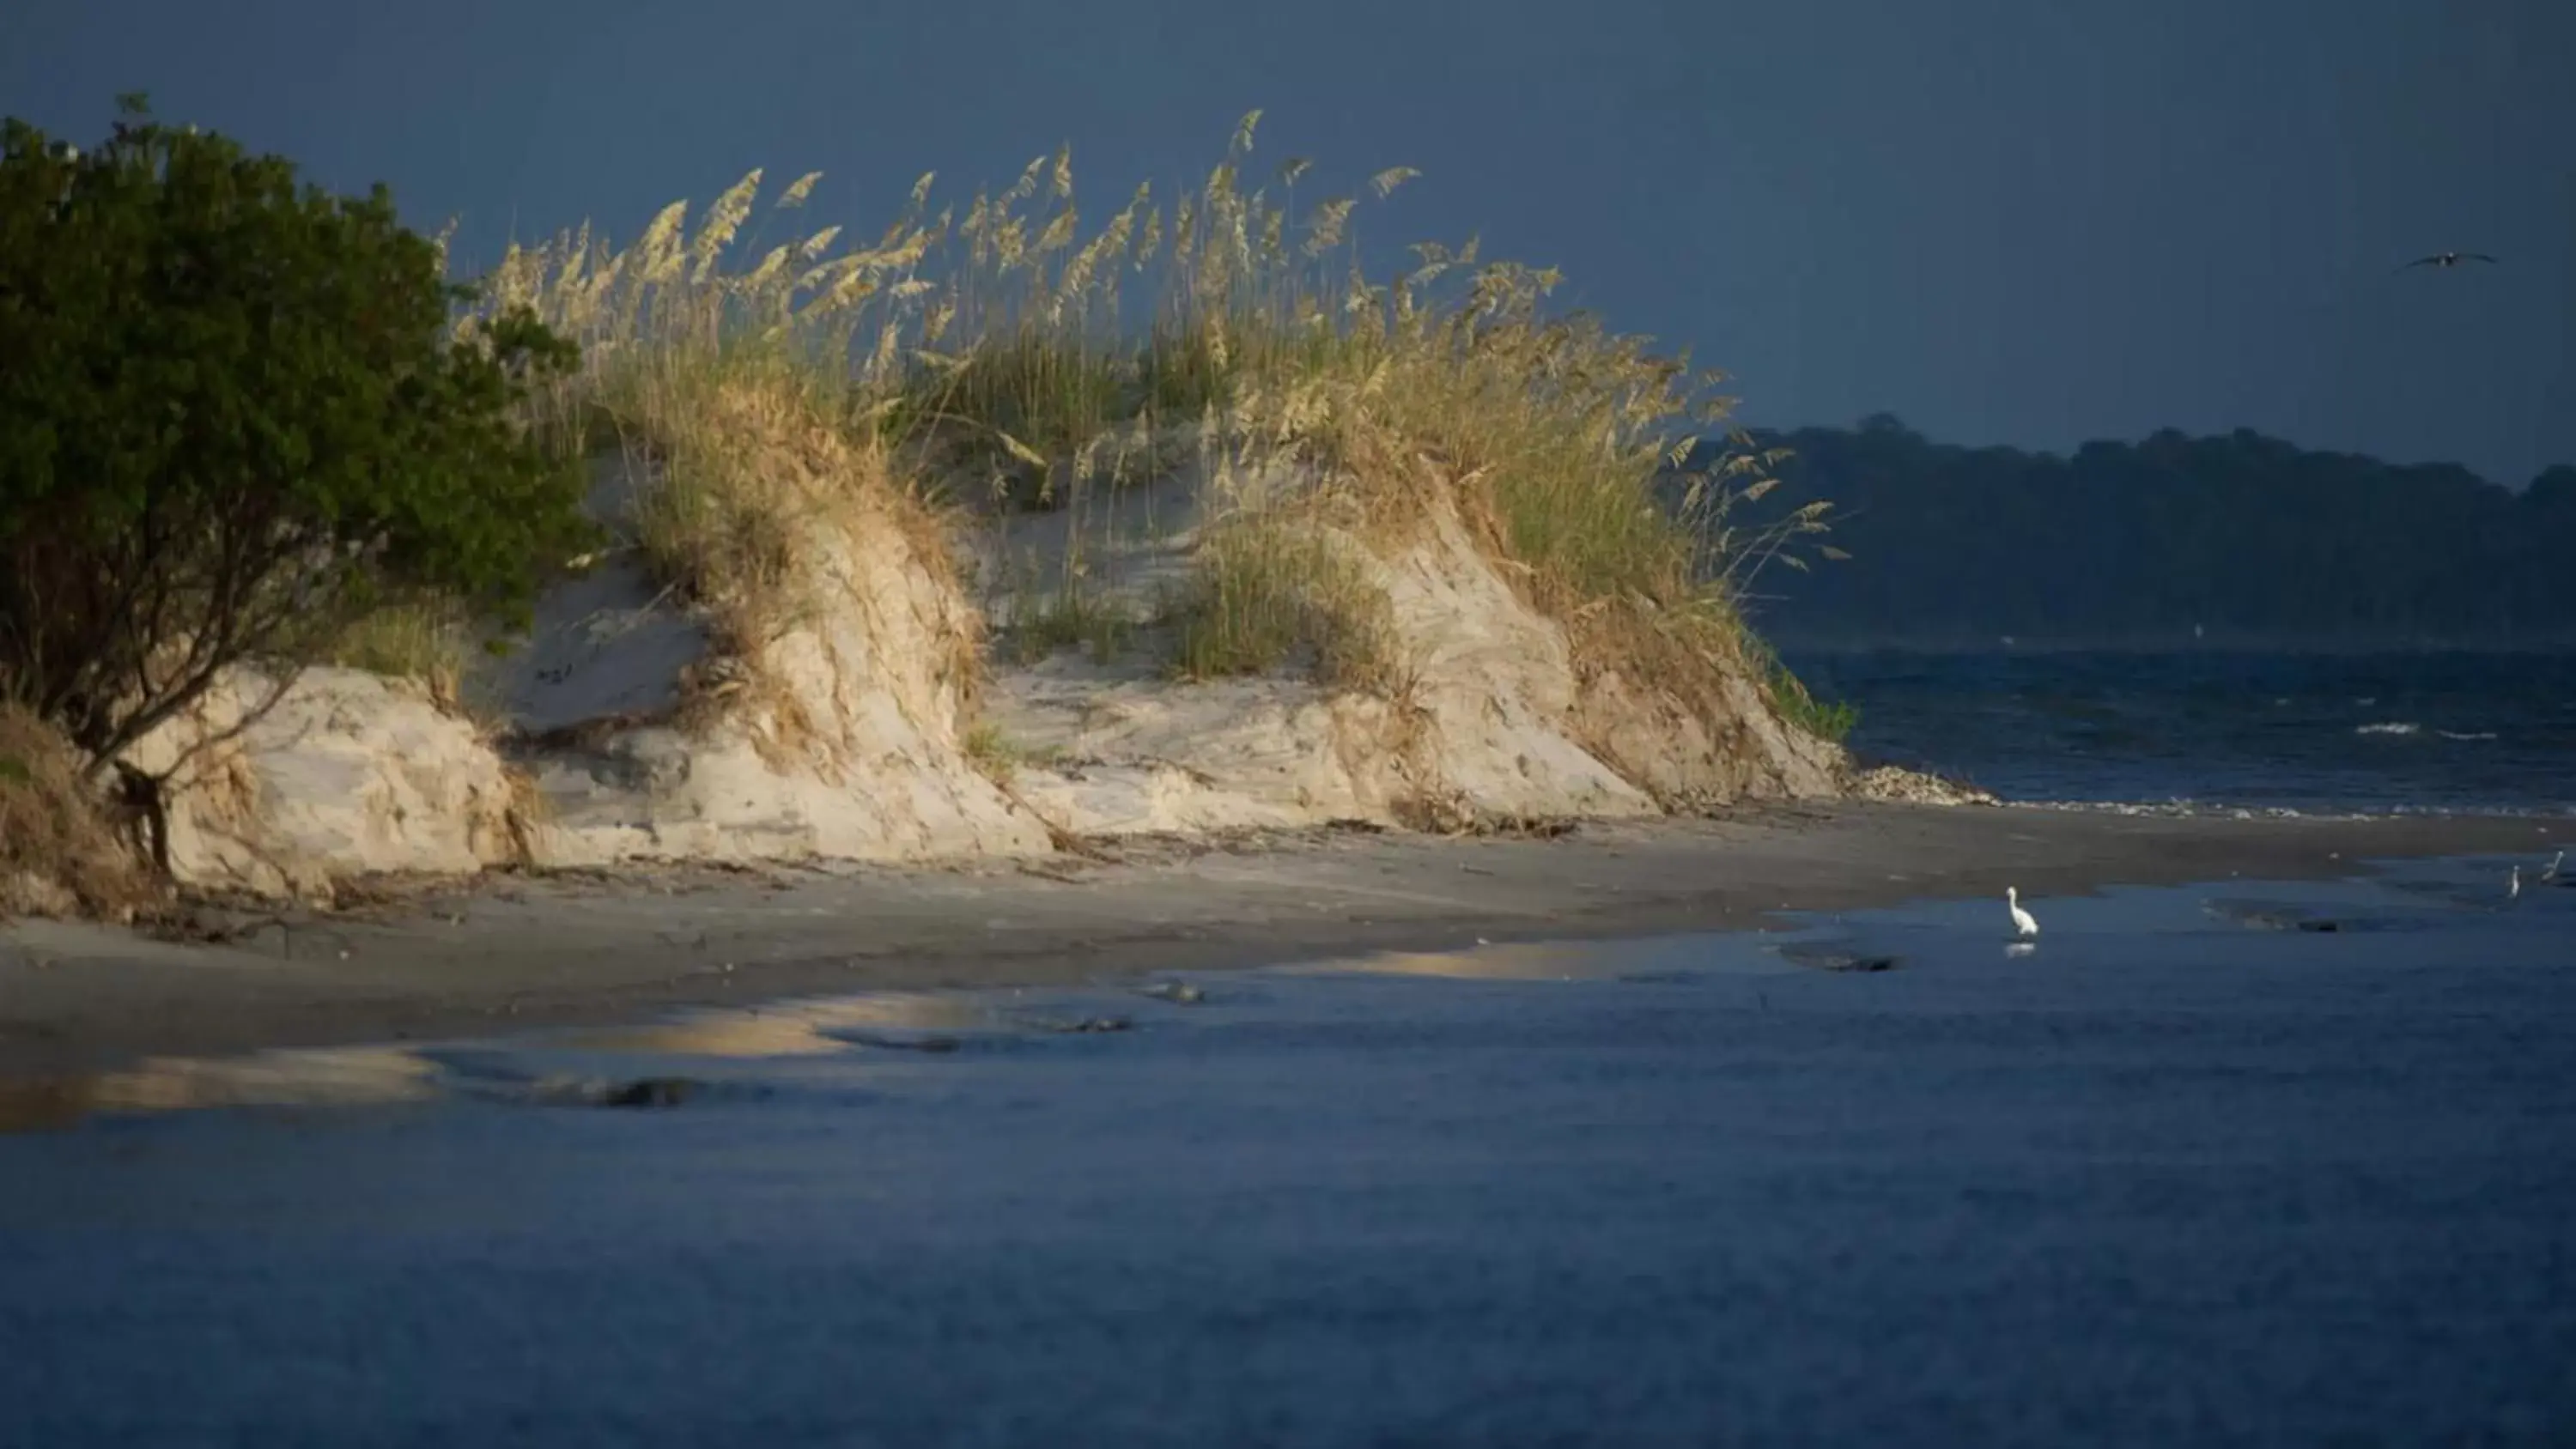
1706, 419, 2574, 646
0, 96, 590, 786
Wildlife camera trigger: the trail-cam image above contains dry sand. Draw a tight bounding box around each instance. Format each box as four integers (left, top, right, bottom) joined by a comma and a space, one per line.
0, 803, 2556, 1079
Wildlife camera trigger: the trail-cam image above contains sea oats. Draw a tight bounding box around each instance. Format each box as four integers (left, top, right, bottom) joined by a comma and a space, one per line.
777, 170, 823, 210
802, 270, 878, 318
1007, 153, 1045, 204
798, 225, 843, 261
690, 168, 763, 286
550, 238, 591, 318
743, 244, 793, 294
436, 114, 1830, 734
636, 199, 690, 284
921, 296, 958, 346
586, 249, 628, 308
1057, 234, 1104, 304
1303, 197, 1354, 257
1097, 209, 1135, 268
490, 241, 537, 312
908, 170, 938, 213
794, 253, 868, 298
1133, 208, 1163, 269
993, 431, 1049, 470
868, 319, 902, 379
1356, 256, 1387, 315
882, 228, 933, 271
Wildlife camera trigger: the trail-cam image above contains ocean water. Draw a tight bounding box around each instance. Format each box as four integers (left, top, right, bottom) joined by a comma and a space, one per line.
5, 855, 2574, 1446
1784, 648, 2576, 814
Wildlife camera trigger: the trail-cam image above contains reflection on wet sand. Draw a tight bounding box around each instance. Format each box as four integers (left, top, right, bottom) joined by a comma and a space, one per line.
573, 1003, 892, 1059
0, 1045, 443, 1132
1275, 941, 1600, 981
1, 929, 1817, 1135
549, 991, 1024, 1061
0, 987, 1136, 1131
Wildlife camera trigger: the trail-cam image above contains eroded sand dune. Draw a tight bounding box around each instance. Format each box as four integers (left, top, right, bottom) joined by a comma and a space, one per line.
101, 424, 1970, 903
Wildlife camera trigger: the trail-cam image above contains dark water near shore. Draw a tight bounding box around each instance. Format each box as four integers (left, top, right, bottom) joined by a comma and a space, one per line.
1783, 648, 2576, 814
5, 855, 2575, 1446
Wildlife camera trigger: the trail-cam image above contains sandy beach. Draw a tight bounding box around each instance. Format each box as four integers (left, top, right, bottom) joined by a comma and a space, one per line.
1, 802, 2555, 1079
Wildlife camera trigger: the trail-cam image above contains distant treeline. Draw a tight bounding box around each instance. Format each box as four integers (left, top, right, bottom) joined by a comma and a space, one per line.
1694, 415, 2576, 647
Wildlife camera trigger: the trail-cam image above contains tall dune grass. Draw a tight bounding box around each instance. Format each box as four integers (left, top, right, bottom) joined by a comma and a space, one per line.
453, 110, 1838, 728
321, 597, 475, 708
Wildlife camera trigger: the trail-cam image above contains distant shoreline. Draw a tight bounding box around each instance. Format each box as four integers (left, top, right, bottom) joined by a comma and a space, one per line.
1769, 639, 2576, 657
2, 803, 2558, 1085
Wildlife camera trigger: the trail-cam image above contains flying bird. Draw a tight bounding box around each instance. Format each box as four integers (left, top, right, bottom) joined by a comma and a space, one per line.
2398, 252, 2499, 271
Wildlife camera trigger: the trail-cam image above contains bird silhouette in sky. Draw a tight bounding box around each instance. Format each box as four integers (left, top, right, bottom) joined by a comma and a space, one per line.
2397, 252, 2499, 271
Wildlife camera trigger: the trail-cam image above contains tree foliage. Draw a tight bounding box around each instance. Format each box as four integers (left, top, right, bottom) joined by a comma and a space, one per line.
0, 96, 590, 773
1692, 421, 2576, 646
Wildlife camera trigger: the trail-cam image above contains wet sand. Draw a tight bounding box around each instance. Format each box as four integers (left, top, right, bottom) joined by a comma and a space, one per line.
0, 803, 2560, 1078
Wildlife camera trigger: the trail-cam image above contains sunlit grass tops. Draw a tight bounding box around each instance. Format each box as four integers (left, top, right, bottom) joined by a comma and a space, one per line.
454, 110, 1838, 725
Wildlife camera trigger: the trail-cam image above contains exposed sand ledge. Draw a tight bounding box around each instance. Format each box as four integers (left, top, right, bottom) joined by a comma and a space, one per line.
1, 803, 2555, 1081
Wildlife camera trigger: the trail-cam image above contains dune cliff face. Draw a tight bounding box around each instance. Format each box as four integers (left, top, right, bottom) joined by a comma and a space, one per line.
489, 494, 1054, 871
114, 667, 526, 901
986, 476, 1851, 840
90, 446, 1930, 906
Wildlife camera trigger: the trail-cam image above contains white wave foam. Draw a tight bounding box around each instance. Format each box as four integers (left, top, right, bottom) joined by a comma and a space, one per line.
2354, 722, 2421, 737
2435, 730, 2498, 742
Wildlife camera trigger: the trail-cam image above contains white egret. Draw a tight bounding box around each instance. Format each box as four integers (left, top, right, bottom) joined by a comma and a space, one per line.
2507, 866, 2520, 901
2007, 887, 2039, 939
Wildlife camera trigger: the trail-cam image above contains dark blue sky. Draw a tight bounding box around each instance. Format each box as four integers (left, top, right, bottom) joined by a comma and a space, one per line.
9, 0, 2571, 484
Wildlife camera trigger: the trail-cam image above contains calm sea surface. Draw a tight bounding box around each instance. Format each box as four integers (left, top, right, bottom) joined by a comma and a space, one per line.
1785, 647, 2576, 814
3, 653, 2573, 1446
